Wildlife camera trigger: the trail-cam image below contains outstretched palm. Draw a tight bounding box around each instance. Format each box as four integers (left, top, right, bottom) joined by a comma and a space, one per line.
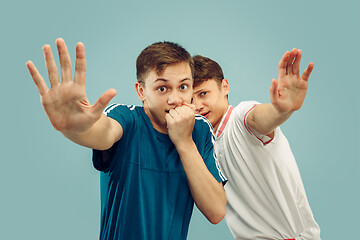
270, 48, 314, 115
27, 38, 116, 134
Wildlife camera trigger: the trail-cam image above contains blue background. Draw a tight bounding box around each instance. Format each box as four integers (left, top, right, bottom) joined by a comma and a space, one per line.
1, 0, 359, 239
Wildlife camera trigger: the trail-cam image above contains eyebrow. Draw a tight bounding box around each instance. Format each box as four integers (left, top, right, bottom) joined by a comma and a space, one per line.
193, 88, 207, 95
155, 78, 192, 83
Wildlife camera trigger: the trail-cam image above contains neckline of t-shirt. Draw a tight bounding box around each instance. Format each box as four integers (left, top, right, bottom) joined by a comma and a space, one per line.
140, 107, 171, 140
215, 105, 234, 139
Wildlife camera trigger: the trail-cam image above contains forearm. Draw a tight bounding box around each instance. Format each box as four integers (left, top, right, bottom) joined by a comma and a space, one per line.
176, 140, 226, 224
62, 114, 121, 150
247, 103, 293, 136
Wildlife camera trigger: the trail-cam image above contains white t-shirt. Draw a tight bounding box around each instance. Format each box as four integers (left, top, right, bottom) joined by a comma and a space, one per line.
215, 101, 320, 240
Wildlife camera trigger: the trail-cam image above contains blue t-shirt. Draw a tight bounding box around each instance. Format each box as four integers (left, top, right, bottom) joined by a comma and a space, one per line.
93, 104, 226, 240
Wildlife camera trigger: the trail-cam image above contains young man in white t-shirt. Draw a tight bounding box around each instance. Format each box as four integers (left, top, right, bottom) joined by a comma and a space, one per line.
192, 49, 321, 240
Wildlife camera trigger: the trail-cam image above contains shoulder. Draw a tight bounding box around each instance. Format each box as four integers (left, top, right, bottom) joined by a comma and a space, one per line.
193, 115, 215, 144
104, 103, 141, 116
234, 101, 260, 113
232, 101, 261, 120
194, 115, 214, 134
103, 104, 144, 121
103, 104, 144, 135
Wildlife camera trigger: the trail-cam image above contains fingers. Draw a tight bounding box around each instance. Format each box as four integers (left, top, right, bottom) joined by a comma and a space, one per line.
74, 42, 86, 85
56, 38, 72, 83
28, 38, 87, 96
278, 51, 289, 79
286, 48, 298, 75
43, 44, 60, 87
182, 101, 196, 111
92, 89, 117, 114
301, 62, 314, 82
165, 113, 173, 127
169, 108, 181, 119
167, 105, 194, 121
269, 78, 279, 104
292, 49, 302, 76
176, 105, 195, 117
26, 61, 48, 95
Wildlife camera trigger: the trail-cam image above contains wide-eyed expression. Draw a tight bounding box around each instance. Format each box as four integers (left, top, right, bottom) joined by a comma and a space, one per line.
135, 62, 193, 133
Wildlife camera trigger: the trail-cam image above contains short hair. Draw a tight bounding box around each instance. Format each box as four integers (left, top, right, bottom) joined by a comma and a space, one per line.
192, 55, 224, 88
136, 41, 194, 85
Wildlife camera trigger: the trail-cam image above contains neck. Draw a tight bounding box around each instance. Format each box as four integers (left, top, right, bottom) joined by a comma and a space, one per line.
143, 106, 168, 134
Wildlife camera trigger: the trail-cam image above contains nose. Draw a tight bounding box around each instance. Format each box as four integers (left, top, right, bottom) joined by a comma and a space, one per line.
167, 90, 183, 106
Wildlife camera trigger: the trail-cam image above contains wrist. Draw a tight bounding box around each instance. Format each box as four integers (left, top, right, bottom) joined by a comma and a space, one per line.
174, 138, 196, 155
271, 103, 294, 117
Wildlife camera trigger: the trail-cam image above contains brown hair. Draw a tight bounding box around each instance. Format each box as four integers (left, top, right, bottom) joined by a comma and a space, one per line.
192, 55, 224, 87
136, 41, 194, 86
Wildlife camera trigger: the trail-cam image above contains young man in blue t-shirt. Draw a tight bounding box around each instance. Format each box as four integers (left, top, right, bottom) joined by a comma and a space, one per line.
26, 38, 226, 240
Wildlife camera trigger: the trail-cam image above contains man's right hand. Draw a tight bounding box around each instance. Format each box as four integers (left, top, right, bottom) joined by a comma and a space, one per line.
26, 38, 123, 150
26, 38, 116, 135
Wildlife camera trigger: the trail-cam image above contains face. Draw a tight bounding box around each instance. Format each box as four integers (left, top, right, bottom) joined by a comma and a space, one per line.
135, 61, 193, 133
192, 79, 230, 132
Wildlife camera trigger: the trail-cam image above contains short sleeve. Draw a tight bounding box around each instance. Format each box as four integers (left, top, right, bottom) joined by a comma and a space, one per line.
234, 101, 274, 145
92, 104, 136, 172
103, 104, 137, 134
194, 115, 227, 184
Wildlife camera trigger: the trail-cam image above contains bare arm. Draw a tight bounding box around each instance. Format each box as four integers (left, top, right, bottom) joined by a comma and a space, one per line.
166, 104, 226, 224
26, 38, 122, 150
247, 48, 314, 136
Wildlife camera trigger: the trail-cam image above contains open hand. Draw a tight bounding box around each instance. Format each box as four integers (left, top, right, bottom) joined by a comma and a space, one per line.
270, 48, 314, 114
26, 38, 116, 134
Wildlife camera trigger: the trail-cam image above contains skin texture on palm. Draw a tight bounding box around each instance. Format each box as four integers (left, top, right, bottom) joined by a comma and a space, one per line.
247, 48, 314, 136
270, 48, 314, 114
27, 39, 114, 132
26, 38, 121, 150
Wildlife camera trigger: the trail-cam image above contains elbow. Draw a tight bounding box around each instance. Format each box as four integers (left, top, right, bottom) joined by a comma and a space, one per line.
198, 198, 226, 224
208, 208, 226, 225
208, 187, 227, 224
206, 200, 226, 224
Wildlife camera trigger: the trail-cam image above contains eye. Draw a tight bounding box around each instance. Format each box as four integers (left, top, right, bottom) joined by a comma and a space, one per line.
157, 86, 167, 93
179, 84, 188, 90
200, 91, 207, 96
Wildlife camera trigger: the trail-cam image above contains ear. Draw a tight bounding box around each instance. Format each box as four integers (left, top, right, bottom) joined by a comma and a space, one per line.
135, 82, 146, 102
221, 78, 230, 95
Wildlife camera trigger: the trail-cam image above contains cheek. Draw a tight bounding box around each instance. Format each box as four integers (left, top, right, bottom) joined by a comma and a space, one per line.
204, 97, 215, 108
150, 94, 166, 106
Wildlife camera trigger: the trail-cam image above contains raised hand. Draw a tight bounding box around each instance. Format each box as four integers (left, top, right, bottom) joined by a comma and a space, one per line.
270, 48, 314, 115
26, 38, 116, 135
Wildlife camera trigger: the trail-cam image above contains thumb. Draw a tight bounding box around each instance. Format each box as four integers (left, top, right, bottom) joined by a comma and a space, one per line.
92, 88, 117, 114
301, 62, 314, 82
270, 78, 278, 103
